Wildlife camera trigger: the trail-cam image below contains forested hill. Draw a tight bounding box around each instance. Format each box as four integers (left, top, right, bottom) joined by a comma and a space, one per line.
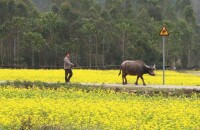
190, 0, 200, 23
32, 0, 52, 11
32, 0, 200, 23
1, 0, 200, 69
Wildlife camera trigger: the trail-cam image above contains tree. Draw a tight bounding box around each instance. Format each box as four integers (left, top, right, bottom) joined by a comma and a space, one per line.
80, 18, 95, 67
16, 2, 28, 17
1, 0, 200, 68
23, 32, 45, 67
0, 0, 7, 24
184, 6, 196, 25
116, 21, 132, 61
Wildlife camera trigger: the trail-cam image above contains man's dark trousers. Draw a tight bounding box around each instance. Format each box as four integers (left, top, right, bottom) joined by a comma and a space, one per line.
65, 69, 73, 82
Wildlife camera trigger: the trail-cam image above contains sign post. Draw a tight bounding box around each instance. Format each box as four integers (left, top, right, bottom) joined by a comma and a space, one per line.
159, 25, 169, 85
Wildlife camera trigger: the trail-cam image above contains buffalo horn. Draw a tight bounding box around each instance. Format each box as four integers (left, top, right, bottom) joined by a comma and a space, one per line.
144, 64, 150, 68
153, 64, 156, 69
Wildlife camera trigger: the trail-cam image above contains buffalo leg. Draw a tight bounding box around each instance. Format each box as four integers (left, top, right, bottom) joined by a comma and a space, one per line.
122, 76, 124, 85
122, 73, 125, 85
140, 76, 146, 86
122, 73, 127, 85
124, 75, 127, 84
135, 76, 139, 85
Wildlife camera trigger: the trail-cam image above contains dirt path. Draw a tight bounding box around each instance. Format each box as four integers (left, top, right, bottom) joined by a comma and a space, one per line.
0, 81, 200, 90
80, 83, 200, 90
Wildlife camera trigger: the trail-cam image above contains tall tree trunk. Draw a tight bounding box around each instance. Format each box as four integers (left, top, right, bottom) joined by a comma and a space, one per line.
89, 35, 92, 68
39, 52, 41, 68
166, 50, 168, 66
122, 31, 125, 61
95, 35, 98, 67
198, 51, 200, 67
44, 46, 47, 67
10, 41, 12, 66
0, 41, 3, 66
13, 38, 16, 67
54, 45, 57, 67
32, 47, 34, 67
16, 30, 19, 66
102, 39, 105, 66
188, 49, 191, 68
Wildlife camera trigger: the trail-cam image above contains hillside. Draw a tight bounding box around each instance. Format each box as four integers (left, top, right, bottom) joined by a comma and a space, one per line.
31, 0, 200, 23
31, 0, 52, 11
1, 0, 200, 69
190, 0, 200, 23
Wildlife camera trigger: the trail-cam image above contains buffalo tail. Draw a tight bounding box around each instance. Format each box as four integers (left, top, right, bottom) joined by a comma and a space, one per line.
118, 69, 121, 76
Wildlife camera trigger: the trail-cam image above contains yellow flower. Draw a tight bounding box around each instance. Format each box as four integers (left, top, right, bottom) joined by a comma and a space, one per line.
0, 69, 200, 85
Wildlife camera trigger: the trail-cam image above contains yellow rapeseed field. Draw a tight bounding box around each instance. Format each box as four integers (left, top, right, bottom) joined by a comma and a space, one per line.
0, 69, 200, 129
0, 69, 200, 85
0, 87, 199, 129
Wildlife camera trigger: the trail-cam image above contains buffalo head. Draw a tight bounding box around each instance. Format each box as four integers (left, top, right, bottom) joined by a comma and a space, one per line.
144, 64, 156, 76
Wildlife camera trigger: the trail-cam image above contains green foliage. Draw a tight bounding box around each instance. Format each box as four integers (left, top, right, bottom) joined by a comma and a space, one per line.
0, 0, 200, 68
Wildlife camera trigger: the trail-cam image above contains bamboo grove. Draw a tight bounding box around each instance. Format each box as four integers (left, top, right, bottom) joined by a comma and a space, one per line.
1, 0, 200, 68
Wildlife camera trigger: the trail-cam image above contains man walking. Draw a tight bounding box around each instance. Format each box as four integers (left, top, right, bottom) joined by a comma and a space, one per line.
64, 52, 75, 83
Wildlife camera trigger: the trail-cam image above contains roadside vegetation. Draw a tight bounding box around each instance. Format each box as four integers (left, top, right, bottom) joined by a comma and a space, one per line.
0, 85, 199, 129
0, 69, 200, 129
1, 69, 200, 86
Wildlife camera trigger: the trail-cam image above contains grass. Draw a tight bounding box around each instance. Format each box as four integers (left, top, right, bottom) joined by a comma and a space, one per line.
0, 80, 199, 97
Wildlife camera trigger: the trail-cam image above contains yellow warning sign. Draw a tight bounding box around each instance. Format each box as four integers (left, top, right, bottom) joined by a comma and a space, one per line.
159, 26, 169, 36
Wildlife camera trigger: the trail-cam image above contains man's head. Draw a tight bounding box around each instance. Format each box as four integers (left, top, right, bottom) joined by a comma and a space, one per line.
65, 52, 70, 58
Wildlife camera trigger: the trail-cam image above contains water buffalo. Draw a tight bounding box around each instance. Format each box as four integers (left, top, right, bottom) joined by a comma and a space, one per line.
118, 60, 155, 85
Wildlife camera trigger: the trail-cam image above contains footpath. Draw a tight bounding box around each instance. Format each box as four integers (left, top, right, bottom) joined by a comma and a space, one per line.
80, 83, 200, 90
0, 81, 200, 90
